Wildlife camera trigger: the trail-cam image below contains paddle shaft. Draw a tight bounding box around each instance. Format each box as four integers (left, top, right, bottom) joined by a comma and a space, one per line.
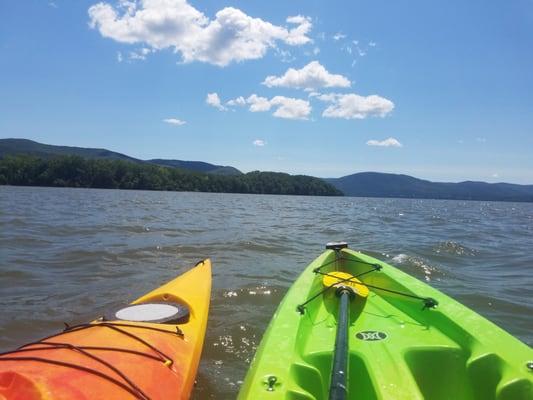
328, 288, 352, 400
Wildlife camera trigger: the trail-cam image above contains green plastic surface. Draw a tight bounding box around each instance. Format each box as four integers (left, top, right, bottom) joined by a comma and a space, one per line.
238, 248, 533, 400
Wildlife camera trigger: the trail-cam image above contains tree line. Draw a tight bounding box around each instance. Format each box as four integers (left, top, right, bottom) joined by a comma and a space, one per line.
0, 155, 342, 196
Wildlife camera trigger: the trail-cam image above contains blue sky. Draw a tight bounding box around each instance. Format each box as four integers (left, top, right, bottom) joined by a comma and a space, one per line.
1, 0, 532, 183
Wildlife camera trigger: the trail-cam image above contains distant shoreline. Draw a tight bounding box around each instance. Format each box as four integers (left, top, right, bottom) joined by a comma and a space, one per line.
0, 155, 342, 197
1, 138, 532, 202
2, 184, 533, 204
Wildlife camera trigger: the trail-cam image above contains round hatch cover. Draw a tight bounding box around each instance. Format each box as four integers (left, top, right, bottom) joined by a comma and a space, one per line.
115, 303, 189, 323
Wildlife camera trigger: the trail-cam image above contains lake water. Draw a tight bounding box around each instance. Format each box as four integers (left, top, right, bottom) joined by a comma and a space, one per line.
1, 186, 532, 398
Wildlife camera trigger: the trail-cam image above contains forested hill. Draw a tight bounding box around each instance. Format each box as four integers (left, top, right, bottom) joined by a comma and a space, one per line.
0, 138, 138, 162
0, 155, 342, 196
326, 172, 533, 202
148, 159, 241, 176
0, 138, 242, 176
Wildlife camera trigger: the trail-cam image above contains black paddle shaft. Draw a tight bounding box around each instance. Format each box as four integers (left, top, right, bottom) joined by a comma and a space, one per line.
329, 287, 353, 400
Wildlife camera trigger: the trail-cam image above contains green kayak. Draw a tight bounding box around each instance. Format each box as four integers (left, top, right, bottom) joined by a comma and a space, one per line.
238, 243, 533, 400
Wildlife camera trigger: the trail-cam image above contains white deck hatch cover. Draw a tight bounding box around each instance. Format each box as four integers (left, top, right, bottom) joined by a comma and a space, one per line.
115, 303, 184, 322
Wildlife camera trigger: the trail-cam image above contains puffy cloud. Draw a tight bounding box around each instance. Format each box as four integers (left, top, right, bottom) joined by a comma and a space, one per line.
88, 1, 312, 66
333, 32, 346, 41
285, 15, 312, 45
262, 61, 350, 91
163, 118, 186, 125
253, 139, 266, 146
270, 96, 310, 119
366, 138, 402, 147
226, 93, 311, 120
206, 92, 227, 111
319, 93, 394, 119
246, 94, 272, 112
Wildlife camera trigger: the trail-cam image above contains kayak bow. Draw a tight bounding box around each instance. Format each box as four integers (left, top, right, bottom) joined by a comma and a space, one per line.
238, 244, 533, 400
0, 259, 212, 400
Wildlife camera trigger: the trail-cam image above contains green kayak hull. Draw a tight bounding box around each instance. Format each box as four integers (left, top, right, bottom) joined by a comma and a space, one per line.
238, 246, 533, 400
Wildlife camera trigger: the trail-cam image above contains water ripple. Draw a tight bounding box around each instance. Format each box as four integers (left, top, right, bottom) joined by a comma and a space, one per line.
1, 186, 532, 400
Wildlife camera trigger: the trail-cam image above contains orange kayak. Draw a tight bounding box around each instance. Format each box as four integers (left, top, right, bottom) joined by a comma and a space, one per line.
0, 259, 212, 400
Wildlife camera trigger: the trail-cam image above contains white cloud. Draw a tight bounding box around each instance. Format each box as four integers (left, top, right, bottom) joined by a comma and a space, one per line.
227, 93, 311, 120
274, 48, 295, 63
262, 61, 351, 91
492, 173, 499, 178
366, 138, 402, 147
285, 15, 313, 46
163, 118, 186, 125
319, 93, 394, 119
368, 41, 377, 47
117, 51, 123, 62
129, 47, 152, 60
270, 96, 311, 119
206, 92, 227, 111
333, 32, 346, 41
246, 94, 272, 112
313, 47, 320, 55
253, 139, 266, 146
226, 96, 246, 107
88, 1, 313, 67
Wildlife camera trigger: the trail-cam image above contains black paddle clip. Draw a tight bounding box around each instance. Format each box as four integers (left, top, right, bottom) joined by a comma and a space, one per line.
335, 285, 356, 300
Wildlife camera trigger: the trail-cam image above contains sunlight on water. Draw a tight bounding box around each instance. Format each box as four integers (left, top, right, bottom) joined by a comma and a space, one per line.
391, 253, 440, 282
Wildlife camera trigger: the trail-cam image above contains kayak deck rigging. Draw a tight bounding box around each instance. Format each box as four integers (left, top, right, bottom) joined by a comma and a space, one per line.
297, 252, 438, 315
0, 259, 212, 400
238, 245, 533, 400
0, 318, 189, 400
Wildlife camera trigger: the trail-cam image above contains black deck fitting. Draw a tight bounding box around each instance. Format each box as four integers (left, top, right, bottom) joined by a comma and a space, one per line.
326, 242, 348, 251
423, 297, 439, 310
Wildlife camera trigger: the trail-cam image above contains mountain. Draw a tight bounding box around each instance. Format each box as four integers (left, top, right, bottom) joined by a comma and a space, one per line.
0, 138, 139, 162
148, 159, 241, 176
326, 172, 533, 202
0, 138, 242, 176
